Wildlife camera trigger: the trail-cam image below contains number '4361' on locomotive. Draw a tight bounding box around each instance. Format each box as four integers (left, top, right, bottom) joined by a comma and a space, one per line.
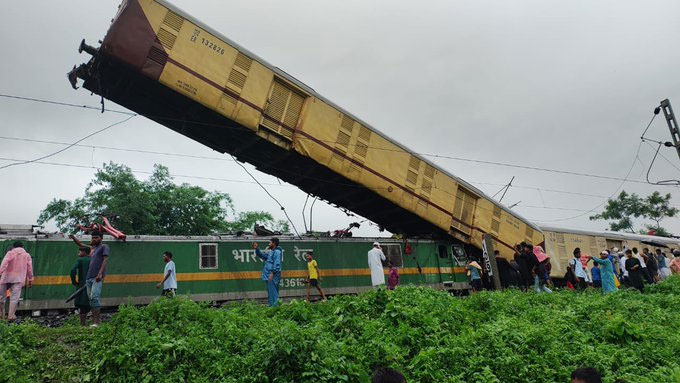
69, 0, 543, 258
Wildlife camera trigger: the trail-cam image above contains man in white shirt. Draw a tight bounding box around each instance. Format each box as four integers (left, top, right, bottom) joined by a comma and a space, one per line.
156, 251, 177, 297
569, 248, 589, 289
367, 242, 386, 288
632, 247, 652, 284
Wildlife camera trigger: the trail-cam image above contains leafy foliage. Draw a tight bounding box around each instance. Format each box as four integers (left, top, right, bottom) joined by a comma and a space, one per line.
37, 162, 287, 235
590, 190, 677, 236
3, 278, 680, 383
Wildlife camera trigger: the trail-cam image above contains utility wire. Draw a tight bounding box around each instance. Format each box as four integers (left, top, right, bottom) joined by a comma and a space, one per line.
229, 155, 301, 238
0, 94, 135, 116
0, 115, 135, 171
0, 92, 665, 186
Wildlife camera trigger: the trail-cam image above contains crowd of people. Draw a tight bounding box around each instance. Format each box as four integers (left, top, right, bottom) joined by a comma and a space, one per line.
468, 241, 680, 294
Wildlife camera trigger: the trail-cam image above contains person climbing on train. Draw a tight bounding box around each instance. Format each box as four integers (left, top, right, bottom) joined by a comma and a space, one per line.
531, 246, 552, 293
570, 248, 589, 290
387, 261, 400, 290
70, 246, 91, 326
253, 238, 282, 307
0, 242, 33, 322
156, 251, 177, 298
305, 252, 326, 301
589, 251, 617, 294
625, 249, 644, 292
367, 242, 386, 289
86, 230, 110, 326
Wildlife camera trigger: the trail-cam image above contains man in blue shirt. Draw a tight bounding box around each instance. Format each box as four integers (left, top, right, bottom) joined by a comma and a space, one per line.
253, 238, 282, 307
591, 263, 601, 288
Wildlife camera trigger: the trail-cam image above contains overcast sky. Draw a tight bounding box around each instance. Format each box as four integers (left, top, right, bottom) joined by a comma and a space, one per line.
2, 0, 680, 237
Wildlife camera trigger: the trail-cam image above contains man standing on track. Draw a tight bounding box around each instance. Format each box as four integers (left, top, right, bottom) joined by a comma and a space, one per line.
253, 238, 282, 307
86, 231, 109, 327
0, 242, 33, 322
570, 248, 589, 290
368, 242, 386, 289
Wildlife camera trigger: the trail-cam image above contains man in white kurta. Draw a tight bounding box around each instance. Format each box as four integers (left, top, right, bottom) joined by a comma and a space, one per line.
367, 242, 386, 288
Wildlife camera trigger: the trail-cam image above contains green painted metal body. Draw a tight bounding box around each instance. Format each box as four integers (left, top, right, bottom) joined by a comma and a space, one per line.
1, 236, 469, 311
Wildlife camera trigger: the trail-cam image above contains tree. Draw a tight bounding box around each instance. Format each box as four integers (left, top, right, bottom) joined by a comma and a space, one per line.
589, 190, 677, 236
224, 211, 290, 233
37, 162, 287, 235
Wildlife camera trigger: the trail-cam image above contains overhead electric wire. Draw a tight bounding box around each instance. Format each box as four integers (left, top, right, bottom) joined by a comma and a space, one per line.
0, 94, 136, 116
230, 155, 301, 238
0, 115, 135, 171
0, 92, 667, 186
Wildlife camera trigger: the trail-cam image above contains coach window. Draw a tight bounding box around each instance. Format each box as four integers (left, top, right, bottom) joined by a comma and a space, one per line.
382, 244, 403, 268
199, 243, 218, 269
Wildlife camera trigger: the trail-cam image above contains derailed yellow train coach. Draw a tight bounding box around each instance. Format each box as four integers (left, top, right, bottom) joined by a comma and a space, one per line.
70, 0, 543, 258
542, 226, 680, 278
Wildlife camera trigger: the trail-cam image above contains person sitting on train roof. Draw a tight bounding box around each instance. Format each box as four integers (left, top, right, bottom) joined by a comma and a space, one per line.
156, 251, 177, 298
253, 238, 282, 307
570, 248, 589, 290
70, 246, 91, 326
0, 242, 33, 322
86, 230, 110, 327
367, 242, 386, 289
305, 252, 326, 301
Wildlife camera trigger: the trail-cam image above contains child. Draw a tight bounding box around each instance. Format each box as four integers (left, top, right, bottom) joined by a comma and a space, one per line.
306, 252, 326, 301
387, 261, 399, 290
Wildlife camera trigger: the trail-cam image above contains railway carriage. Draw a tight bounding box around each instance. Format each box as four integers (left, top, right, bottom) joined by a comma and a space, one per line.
70, 0, 543, 261
1, 234, 468, 312
541, 226, 680, 277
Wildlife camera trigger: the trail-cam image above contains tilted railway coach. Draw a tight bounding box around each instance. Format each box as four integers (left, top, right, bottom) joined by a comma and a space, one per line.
1, 234, 468, 312
69, 0, 543, 261
541, 225, 680, 278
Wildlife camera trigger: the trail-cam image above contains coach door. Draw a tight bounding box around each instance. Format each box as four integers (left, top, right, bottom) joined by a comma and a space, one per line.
437, 245, 455, 286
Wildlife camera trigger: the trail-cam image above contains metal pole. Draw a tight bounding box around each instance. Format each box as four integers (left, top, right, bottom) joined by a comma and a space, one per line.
660, 99, 680, 161
498, 176, 514, 203
482, 234, 501, 289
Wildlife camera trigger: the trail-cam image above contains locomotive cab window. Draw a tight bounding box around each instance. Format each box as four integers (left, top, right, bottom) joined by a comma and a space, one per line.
199, 243, 218, 269
382, 244, 403, 268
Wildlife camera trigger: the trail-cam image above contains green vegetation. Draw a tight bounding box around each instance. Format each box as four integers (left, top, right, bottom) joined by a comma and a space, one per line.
3, 278, 680, 383
37, 162, 288, 235
590, 190, 678, 236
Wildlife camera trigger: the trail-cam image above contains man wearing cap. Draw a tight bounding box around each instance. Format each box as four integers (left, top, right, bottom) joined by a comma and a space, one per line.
368, 242, 386, 288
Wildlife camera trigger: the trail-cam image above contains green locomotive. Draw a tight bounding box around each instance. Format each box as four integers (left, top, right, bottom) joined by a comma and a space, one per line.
1, 234, 470, 312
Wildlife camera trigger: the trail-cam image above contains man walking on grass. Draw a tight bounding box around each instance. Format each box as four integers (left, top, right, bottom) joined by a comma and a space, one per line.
305, 252, 326, 302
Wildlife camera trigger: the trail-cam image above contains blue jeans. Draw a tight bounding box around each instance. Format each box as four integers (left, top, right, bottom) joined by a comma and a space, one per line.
265, 272, 281, 307
533, 275, 552, 293
86, 278, 103, 309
